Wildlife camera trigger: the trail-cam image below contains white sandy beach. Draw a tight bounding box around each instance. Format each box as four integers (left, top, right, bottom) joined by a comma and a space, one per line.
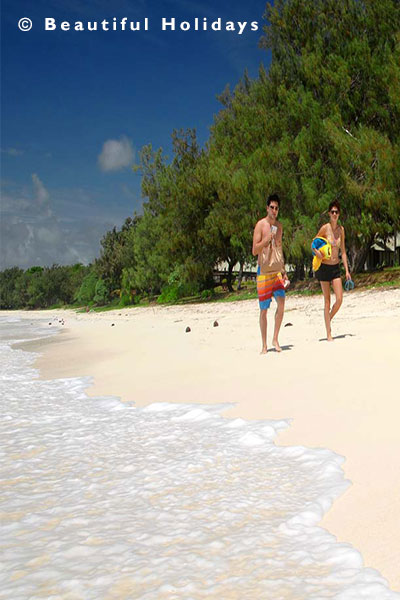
5, 287, 400, 591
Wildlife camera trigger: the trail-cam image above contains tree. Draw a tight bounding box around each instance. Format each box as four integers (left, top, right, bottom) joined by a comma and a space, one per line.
134, 131, 216, 293
0, 267, 24, 309
95, 217, 138, 297
93, 279, 108, 305
75, 269, 98, 305
256, 0, 400, 271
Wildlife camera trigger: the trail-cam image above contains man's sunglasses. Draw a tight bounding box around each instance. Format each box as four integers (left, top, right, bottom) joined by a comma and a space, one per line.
330, 210, 339, 214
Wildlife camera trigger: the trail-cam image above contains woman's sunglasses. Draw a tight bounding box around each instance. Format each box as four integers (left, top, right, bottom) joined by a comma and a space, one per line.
330, 210, 339, 214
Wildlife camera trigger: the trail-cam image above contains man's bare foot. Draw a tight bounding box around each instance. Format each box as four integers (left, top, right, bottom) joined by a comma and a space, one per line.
272, 340, 282, 352
327, 334, 333, 342
260, 346, 268, 354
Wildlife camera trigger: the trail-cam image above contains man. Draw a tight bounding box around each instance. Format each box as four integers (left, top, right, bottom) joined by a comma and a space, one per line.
252, 194, 289, 354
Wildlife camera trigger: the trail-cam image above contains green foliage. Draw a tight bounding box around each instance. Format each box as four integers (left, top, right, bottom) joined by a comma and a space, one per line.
120, 267, 141, 306
129, 209, 169, 294
95, 216, 138, 298
134, 131, 216, 292
0, 264, 89, 309
0, 267, 25, 309
156, 284, 181, 304
75, 270, 98, 305
157, 281, 199, 304
200, 288, 215, 300
255, 0, 400, 271
157, 266, 200, 304
93, 279, 108, 306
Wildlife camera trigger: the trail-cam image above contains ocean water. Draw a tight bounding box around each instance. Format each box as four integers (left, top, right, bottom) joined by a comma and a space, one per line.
1, 317, 398, 600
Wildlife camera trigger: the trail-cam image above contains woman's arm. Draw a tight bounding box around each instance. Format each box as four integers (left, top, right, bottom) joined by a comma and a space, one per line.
341, 227, 351, 280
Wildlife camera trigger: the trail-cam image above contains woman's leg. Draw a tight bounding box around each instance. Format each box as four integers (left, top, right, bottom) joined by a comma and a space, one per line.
330, 277, 343, 322
320, 281, 333, 341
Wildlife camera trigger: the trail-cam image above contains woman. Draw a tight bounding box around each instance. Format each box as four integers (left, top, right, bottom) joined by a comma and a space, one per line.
313, 201, 351, 341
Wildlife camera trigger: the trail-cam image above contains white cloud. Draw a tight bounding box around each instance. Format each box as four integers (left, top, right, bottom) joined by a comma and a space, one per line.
0, 177, 130, 270
1, 177, 98, 269
32, 173, 51, 210
36, 226, 60, 244
98, 136, 134, 172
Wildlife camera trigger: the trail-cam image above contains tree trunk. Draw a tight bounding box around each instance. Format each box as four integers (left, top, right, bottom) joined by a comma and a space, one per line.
293, 260, 305, 281
236, 262, 244, 290
348, 239, 373, 273
226, 261, 234, 292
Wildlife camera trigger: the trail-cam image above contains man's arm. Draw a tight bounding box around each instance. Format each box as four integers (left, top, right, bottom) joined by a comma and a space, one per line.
274, 222, 283, 246
252, 221, 271, 256
277, 223, 288, 280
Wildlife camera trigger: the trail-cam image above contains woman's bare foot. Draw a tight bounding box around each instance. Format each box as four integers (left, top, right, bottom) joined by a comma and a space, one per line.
272, 340, 282, 352
327, 332, 334, 342
260, 346, 268, 354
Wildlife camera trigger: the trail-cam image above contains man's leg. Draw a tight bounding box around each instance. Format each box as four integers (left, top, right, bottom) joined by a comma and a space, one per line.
320, 281, 333, 341
330, 277, 343, 322
257, 271, 272, 354
272, 296, 285, 352
259, 309, 268, 354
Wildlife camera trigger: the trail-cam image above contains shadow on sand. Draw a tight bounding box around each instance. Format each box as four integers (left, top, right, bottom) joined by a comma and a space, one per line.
268, 344, 294, 352
318, 333, 355, 342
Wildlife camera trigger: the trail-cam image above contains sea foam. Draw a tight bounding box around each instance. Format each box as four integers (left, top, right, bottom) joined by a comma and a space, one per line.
0, 317, 398, 599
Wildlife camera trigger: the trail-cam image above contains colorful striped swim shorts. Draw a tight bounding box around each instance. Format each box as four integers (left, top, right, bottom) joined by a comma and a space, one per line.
257, 266, 285, 310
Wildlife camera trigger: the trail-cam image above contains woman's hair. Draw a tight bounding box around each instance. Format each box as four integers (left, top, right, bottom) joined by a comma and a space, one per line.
328, 200, 341, 212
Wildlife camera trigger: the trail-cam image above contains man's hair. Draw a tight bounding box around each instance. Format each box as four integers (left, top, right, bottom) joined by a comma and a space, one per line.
266, 194, 280, 207
328, 200, 341, 212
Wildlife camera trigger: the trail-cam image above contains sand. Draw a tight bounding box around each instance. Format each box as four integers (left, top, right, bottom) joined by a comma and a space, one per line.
4, 287, 400, 590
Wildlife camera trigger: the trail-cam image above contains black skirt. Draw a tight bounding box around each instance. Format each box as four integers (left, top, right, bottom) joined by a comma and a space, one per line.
316, 263, 341, 282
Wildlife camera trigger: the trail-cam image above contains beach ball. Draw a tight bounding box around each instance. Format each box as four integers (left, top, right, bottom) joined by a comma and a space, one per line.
311, 237, 332, 271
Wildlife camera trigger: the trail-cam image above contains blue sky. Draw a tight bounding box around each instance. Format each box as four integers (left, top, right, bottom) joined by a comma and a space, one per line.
1, 0, 271, 269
